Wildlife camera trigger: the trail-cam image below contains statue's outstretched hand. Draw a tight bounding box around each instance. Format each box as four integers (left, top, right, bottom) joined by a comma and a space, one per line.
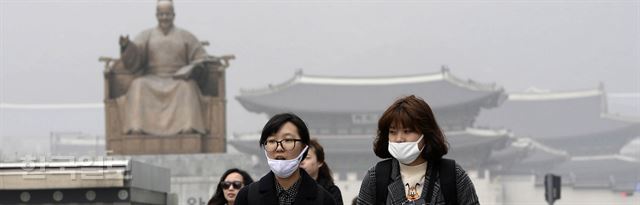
119, 35, 130, 49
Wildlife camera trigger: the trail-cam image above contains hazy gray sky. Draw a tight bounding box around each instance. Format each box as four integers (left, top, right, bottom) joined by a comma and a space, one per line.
1, 0, 638, 138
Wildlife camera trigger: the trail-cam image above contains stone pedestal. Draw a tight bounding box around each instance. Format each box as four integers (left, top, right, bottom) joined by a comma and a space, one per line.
109, 134, 203, 154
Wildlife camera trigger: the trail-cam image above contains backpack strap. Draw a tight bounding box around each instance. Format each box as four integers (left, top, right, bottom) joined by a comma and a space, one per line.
375, 158, 458, 205
424, 160, 439, 204
374, 159, 393, 205
439, 158, 458, 205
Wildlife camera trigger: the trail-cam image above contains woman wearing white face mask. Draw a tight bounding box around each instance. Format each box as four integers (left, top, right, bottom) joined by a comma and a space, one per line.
235, 113, 337, 205
357, 95, 480, 205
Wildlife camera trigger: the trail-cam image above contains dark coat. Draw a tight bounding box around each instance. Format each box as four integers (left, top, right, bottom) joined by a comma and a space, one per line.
317, 178, 344, 205
356, 158, 480, 205
236, 169, 336, 205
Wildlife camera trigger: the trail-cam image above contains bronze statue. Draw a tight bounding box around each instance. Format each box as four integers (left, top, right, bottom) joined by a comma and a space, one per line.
116, 0, 208, 136
99, 0, 232, 154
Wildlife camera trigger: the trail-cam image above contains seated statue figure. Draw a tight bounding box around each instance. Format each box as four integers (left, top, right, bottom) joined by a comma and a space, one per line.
116, 0, 208, 136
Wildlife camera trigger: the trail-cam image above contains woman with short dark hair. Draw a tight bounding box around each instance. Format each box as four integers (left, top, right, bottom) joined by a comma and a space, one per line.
357, 95, 479, 205
235, 113, 336, 205
208, 168, 254, 205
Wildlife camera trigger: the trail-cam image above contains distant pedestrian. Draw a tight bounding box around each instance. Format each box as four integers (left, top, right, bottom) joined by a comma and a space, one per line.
208, 168, 254, 205
300, 138, 344, 204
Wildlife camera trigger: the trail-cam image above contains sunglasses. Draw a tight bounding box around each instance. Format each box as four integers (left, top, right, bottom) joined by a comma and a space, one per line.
220, 181, 243, 190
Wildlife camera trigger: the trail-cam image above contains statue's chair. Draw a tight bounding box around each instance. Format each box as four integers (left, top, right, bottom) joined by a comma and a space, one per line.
99, 42, 232, 155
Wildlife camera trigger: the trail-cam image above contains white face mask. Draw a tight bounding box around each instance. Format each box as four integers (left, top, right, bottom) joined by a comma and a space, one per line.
388, 135, 424, 164
265, 146, 309, 178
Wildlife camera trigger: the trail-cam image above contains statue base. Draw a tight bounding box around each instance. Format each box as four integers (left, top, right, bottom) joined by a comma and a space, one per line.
104, 96, 227, 155
108, 134, 204, 155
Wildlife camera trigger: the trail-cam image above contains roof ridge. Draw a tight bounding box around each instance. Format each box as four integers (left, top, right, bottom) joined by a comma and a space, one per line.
239, 68, 502, 95
447, 127, 513, 137
512, 137, 569, 156
298, 72, 444, 85
442, 71, 500, 92
300, 70, 442, 80
508, 87, 603, 101
238, 73, 301, 96
571, 155, 639, 162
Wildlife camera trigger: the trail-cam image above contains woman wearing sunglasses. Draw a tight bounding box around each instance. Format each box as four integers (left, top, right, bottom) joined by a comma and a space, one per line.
208, 168, 254, 205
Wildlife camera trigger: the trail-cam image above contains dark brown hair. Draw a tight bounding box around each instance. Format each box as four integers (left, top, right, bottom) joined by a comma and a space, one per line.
308, 138, 335, 186
373, 95, 449, 161
208, 168, 254, 205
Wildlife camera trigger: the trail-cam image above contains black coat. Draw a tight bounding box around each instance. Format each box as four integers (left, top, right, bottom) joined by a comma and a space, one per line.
236, 169, 336, 205
317, 178, 344, 205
